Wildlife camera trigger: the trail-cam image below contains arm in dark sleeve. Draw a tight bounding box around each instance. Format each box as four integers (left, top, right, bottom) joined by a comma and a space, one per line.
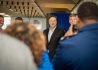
52, 41, 78, 70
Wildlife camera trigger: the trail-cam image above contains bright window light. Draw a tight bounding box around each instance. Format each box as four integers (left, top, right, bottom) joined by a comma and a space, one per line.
2, 16, 11, 29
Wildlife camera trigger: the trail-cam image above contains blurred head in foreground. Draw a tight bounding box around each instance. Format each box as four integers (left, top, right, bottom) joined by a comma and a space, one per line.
4, 22, 46, 65
0, 33, 37, 70
77, 2, 98, 29
15, 17, 23, 23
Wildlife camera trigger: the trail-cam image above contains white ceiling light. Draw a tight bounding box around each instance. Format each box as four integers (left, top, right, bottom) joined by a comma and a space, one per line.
0, 13, 5, 15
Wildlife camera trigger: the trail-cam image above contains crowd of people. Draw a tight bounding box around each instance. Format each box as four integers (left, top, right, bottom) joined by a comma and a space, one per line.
0, 1, 98, 70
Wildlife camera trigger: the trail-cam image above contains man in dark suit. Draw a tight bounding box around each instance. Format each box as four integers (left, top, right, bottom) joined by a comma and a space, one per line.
53, 2, 98, 70
43, 15, 64, 60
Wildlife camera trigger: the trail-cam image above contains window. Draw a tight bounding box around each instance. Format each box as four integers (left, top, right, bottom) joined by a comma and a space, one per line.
2, 16, 11, 29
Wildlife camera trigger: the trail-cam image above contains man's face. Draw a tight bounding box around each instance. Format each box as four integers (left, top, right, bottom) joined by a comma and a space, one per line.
69, 16, 77, 25
49, 17, 57, 28
0, 17, 4, 28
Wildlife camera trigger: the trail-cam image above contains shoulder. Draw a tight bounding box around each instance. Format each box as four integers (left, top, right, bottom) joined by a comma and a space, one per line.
43, 28, 49, 33
56, 32, 87, 54
56, 27, 65, 34
57, 32, 88, 52
56, 27, 64, 31
52, 39, 78, 70
53, 32, 87, 70
52, 36, 80, 68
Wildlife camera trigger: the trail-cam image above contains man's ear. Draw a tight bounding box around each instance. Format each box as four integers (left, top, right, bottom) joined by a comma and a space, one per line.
75, 15, 84, 29
76, 15, 83, 24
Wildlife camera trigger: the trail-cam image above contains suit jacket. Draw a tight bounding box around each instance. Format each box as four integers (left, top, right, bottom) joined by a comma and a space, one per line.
53, 23, 98, 70
43, 27, 64, 60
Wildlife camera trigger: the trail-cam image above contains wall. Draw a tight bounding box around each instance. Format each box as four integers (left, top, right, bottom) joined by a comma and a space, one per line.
10, 17, 46, 31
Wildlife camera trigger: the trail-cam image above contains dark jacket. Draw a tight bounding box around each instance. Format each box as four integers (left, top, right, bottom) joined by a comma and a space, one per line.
43, 27, 64, 60
53, 23, 98, 70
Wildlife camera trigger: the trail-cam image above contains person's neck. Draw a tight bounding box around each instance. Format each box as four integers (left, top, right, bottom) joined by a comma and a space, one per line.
50, 26, 56, 30
80, 19, 98, 29
84, 19, 98, 25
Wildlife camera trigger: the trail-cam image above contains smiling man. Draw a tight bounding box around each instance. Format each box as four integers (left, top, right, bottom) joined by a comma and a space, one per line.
43, 15, 64, 60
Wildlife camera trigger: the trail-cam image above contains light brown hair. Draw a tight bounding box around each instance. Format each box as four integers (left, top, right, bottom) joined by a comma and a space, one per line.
4, 22, 46, 65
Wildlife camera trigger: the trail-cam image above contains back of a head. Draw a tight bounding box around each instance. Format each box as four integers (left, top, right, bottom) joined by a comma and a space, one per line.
77, 2, 98, 21
4, 22, 46, 65
15, 17, 23, 21
15, 17, 23, 23
0, 33, 37, 70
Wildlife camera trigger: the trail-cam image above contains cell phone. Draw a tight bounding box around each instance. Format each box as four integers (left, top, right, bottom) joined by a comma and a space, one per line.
72, 25, 78, 33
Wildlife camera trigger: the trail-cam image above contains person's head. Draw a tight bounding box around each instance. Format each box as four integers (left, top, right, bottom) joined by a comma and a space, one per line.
33, 20, 41, 30
48, 15, 57, 28
77, 2, 98, 29
15, 17, 23, 23
69, 14, 77, 25
0, 15, 4, 28
4, 22, 46, 65
0, 33, 37, 70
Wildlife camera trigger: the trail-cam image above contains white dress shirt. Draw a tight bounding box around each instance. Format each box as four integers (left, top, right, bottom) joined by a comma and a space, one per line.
48, 26, 56, 42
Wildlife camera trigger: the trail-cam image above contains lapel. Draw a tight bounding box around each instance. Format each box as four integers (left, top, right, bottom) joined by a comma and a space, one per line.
49, 27, 58, 43
45, 29, 49, 43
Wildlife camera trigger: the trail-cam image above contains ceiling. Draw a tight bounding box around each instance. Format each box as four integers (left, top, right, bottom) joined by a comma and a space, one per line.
0, 0, 80, 17
0, 0, 45, 17
35, 0, 80, 15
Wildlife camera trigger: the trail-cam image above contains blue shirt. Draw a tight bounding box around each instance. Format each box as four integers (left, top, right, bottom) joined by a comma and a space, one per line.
38, 51, 53, 70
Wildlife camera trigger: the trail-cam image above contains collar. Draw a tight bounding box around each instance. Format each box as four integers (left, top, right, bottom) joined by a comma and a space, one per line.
79, 23, 98, 33
49, 26, 57, 32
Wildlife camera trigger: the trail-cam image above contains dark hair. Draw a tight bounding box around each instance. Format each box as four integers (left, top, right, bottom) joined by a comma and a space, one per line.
33, 20, 40, 24
0, 15, 4, 18
15, 17, 23, 21
48, 15, 57, 20
77, 2, 98, 21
